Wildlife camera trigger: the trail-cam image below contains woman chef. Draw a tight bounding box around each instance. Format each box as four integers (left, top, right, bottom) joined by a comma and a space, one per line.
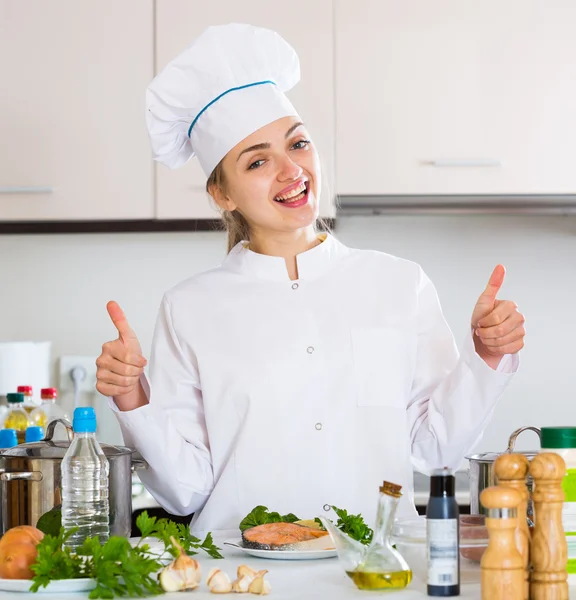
96, 24, 525, 536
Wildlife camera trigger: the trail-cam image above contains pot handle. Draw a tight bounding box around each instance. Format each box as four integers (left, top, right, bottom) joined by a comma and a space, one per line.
131, 457, 149, 472
44, 418, 74, 443
506, 426, 542, 452
0, 471, 43, 482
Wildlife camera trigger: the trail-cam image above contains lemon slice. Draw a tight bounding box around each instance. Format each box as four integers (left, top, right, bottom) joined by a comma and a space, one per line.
294, 519, 322, 529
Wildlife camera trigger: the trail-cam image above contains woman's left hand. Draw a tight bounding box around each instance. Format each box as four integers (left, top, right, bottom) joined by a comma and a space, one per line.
471, 265, 526, 369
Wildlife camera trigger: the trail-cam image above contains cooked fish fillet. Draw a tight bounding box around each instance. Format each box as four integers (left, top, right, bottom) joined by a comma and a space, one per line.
242, 522, 335, 551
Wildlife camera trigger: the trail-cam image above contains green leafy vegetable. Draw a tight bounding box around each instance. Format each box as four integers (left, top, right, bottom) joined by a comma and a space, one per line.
77, 536, 164, 599
30, 528, 85, 591
36, 507, 62, 537
136, 511, 223, 559
30, 511, 222, 598
239, 505, 300, 532
329, 505, 373, 545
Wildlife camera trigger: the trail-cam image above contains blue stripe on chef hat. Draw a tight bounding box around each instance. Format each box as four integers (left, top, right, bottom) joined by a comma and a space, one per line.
145, 24, 301, 177
187, 80, 275, 137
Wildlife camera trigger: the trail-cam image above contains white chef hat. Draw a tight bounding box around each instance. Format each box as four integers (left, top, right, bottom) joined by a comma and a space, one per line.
145, 23, 301, 177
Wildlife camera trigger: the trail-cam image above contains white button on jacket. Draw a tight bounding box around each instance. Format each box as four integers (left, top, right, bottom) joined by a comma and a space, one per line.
110, 234, 518, 537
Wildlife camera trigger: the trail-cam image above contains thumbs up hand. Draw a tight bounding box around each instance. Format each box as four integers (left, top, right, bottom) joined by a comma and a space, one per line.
471, 265, 525, 369
95, 301, 148, 398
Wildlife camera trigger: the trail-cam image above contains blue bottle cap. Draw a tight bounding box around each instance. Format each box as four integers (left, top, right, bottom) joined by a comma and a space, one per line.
0, 429, 18, 448
25, 426, 45, 443
73, 407, 97, 433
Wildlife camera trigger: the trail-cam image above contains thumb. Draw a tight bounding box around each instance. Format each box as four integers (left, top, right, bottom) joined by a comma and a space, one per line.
478, 264, 506, 304
106, 301, 139, 345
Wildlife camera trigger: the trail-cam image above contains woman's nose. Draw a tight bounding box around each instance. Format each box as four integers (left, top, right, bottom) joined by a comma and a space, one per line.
278, 155, 303, 181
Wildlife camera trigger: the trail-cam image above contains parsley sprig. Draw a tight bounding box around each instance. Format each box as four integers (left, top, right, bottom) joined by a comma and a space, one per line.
329, 505, 374, 545
136, 512, 223, 560
29, 511, 222, 598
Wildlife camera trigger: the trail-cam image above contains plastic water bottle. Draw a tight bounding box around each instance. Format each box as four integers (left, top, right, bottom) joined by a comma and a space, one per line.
61, 407, 109, 551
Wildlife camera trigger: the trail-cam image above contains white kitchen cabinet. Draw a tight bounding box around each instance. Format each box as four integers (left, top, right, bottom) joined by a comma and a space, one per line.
335, 0, 576, 195
155, 0, 336, 219
0, 1, 153, 221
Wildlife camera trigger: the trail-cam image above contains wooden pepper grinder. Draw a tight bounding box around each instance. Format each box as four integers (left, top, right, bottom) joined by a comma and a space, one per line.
495, 453, 531, 600
529, 453, 568, 600
480, 485, 524, 600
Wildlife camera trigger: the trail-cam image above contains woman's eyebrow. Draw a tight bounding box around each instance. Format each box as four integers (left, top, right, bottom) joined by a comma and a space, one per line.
236, 122, 306, 162
237, 142, 270, 162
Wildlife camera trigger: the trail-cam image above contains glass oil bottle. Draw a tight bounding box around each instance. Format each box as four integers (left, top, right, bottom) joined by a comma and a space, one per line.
347, 481, 412, 590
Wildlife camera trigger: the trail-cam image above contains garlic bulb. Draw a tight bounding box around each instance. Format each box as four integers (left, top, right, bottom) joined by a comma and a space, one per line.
207, 567, 233, 594
248, 575, 272, 595
158, 536, 201, 592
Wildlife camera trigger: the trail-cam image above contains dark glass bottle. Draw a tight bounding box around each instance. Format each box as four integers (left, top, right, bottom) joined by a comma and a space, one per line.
426, 468, 460, 597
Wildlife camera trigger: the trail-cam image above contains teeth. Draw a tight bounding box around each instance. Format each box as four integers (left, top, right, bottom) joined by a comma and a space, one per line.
275, 183, 307, 201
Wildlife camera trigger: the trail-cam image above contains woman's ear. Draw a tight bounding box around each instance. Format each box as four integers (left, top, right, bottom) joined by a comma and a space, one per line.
208, 183, 237, 212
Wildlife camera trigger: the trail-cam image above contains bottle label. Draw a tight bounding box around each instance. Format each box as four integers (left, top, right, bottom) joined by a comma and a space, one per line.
427, 518, 459, 587
563, 469, 576, 563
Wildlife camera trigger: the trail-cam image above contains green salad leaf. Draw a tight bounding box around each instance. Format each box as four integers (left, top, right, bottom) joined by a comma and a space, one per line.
239, 505, 300, 532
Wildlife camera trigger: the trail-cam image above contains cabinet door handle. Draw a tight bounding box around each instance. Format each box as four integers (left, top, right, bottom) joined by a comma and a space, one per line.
427, 160, 501, 168
0, 186, 54, 194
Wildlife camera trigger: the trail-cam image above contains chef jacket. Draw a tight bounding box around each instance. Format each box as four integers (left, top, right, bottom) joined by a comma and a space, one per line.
110, 233, 518, 537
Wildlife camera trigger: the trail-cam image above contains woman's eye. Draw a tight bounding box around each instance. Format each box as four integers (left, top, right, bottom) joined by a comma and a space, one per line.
248, 159, 265, 170
292, 139, 311, 150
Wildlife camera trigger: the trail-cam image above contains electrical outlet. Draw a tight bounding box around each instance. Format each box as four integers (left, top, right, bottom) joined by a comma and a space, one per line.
58, 356, 98, 393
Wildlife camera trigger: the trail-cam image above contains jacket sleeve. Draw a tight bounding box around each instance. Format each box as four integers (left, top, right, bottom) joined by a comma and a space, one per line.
406, 267, 519, 474
108, 296, 214, 516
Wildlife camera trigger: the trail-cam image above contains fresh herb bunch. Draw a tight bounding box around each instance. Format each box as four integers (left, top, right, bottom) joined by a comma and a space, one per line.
329, 505, 373, 545
30, 528, 164, 599
136, 512, 223, 559
239, 505, 300, 532
30, 511, 222, 598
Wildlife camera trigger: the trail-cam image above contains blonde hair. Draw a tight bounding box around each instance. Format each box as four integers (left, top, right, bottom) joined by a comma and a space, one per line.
206, 159, 332, 254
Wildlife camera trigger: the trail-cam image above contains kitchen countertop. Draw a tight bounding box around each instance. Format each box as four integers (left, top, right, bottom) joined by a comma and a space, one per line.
3, 535, 575, 600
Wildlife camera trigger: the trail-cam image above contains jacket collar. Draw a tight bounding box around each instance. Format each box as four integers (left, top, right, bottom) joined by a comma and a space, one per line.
222, 233, 349, 282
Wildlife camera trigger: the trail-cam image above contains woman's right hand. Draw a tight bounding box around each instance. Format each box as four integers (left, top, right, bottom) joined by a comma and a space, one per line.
96, 301, 148, 409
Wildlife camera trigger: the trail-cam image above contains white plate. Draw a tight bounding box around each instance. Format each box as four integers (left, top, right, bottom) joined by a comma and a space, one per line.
0, 577, 96, 594
224, 539, 337, 561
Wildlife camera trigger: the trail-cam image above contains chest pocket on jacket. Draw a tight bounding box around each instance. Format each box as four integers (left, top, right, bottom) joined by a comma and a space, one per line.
351, 326, 414, 408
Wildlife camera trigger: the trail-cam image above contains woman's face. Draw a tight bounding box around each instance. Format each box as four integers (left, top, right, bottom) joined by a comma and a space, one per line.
214, 116, 321, 234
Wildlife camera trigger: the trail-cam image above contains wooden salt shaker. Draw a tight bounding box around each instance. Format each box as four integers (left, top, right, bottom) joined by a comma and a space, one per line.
529, 453, 568, 600
495, 453, 531, 600
480, 485, 524, 600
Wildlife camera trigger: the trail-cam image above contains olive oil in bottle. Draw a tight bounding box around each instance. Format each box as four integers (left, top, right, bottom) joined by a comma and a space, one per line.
4, 393, 32, 444
347, 481, 412, 591
347, 569, 413, 590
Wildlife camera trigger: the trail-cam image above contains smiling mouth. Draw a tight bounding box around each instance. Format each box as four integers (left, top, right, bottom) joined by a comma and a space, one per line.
274, 182, 309, 204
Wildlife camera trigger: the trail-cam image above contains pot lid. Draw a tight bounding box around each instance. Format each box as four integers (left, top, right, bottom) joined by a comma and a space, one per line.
466, 450, 539, 464
0, 417, 134, 459
0, 440, 134, 459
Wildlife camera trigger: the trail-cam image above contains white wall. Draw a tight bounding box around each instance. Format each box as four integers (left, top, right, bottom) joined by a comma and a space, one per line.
1, 214, 575, 454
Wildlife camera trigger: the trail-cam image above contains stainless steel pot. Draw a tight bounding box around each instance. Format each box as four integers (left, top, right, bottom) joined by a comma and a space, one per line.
0, 419, 147, 536
466, 426, 541, 516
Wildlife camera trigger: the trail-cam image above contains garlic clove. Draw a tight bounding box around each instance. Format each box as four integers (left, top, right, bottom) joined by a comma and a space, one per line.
248, 576, 272, 595
207, 567, 233, 594
232, 574, 252, 593
237, 564, 258, 579
159, 568, 184, 593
